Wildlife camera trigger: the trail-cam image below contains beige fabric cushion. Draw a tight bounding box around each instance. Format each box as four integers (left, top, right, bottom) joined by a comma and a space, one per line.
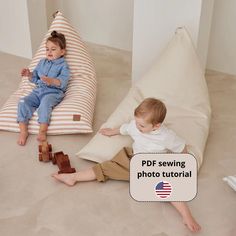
0, 11, 96, 134
77, 27, 211, 167
77, 87, 143, 162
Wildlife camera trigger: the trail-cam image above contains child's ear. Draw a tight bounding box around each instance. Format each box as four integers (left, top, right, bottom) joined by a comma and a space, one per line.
153, 123, 161, 130
61, 49, 66, 56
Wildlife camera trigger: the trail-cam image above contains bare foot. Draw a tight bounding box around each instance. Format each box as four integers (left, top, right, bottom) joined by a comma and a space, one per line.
17, 132, 29, 146
52, 173, 77, 186
37, 131, 47, 142
183, 215, 201, 232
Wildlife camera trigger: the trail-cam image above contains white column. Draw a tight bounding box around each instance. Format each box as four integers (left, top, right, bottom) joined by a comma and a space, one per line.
0, 0, 32, 58
207, 0, 236, 75
0, 0, 48, 59
132, 0, 214, 81
197, 0, 215, 71
27, 0, 48, 55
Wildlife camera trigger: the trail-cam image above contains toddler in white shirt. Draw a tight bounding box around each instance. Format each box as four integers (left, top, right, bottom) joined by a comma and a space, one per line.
52, 98, 201, 232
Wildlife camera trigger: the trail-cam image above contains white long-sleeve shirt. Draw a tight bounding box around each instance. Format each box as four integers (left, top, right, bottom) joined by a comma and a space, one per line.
120, 120, 185, 154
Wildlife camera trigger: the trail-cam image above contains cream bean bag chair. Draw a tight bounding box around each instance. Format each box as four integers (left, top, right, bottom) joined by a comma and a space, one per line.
77, 27, 211, 168
0, 12, 96, 134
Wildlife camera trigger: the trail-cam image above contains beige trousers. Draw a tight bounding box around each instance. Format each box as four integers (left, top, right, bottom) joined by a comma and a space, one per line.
92, 147, 133, 182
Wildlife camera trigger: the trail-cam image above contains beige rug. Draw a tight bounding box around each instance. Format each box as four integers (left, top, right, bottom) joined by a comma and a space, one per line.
0, 45, 235, 236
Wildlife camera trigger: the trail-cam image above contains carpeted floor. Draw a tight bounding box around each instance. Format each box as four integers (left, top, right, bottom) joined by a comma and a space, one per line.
0, 44, 235, 236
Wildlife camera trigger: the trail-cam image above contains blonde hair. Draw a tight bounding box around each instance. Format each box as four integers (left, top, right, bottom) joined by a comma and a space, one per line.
134, 98, 167, 125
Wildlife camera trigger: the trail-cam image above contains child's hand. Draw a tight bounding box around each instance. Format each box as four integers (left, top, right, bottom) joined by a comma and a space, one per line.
41, 76, 52, 86
21, 68, 32, 78
99, 128, 120, 137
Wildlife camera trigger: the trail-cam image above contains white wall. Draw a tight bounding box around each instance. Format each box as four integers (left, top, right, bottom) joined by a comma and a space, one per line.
207, 0, 236, 75
132, 0, 214, 81
3, 0, 235, 78
0, 0, 32, 58
27, 0, 48, 55
46, 0, 63, 26
197, 0, 215, 69
46, 0, 134, 51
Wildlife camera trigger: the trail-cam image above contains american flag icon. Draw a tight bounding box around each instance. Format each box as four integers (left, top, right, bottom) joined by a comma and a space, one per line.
155, 181, 172, 199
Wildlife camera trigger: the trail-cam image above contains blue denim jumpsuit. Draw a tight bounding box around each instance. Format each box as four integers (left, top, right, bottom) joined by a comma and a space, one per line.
17, 57, 70, 124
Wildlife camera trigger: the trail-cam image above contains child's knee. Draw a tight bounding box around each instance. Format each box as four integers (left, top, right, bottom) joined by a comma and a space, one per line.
18, 97, 31, 108
18, 99, 28, 111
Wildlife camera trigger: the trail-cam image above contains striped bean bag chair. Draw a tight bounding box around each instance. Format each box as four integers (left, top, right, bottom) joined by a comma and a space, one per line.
0, 12, 96, 134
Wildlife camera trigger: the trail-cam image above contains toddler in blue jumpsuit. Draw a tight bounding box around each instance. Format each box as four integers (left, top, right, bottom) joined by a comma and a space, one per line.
17, 31, 70, 145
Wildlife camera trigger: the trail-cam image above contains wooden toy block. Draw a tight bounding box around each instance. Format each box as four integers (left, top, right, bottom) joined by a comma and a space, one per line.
38, 141, 52, 162
52, 151, 76, 174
